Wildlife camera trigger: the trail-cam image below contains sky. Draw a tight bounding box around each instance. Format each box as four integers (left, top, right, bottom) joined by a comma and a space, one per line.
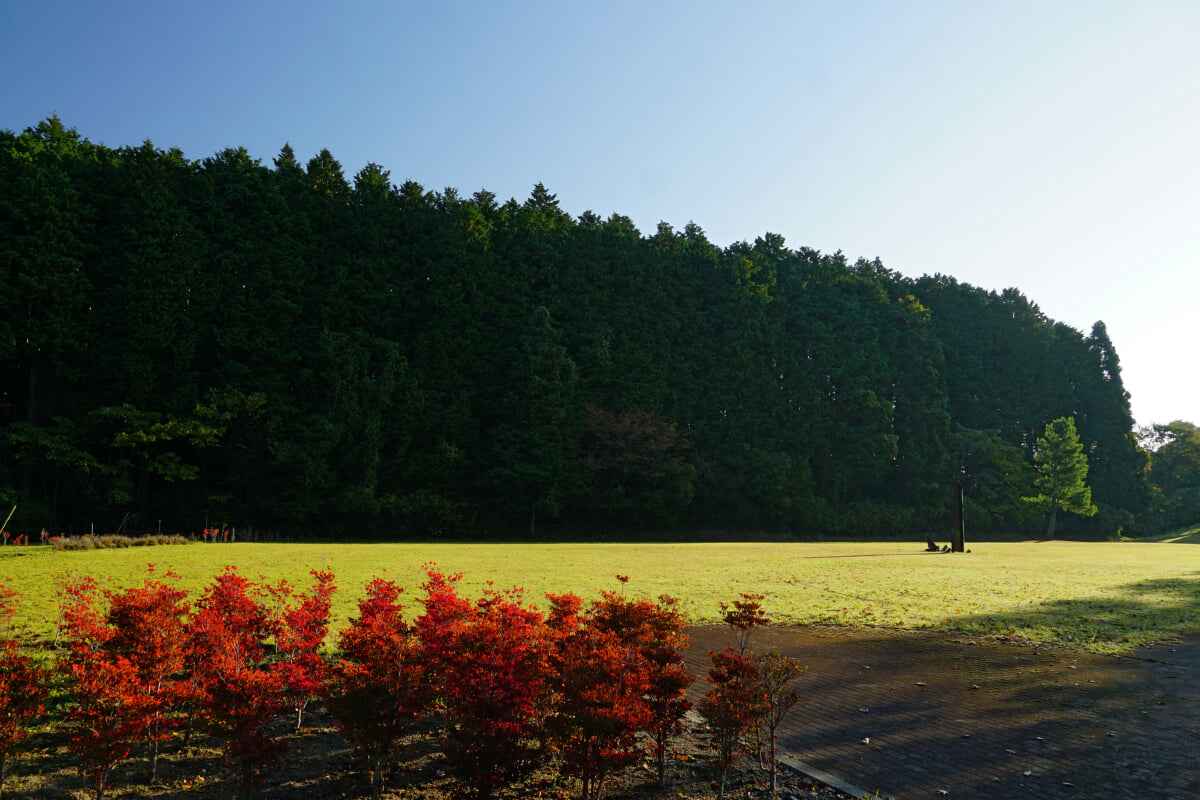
2, 0, 1198, 428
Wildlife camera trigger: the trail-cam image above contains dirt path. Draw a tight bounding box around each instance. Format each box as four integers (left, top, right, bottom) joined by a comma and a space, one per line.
684, 625, 1200, 799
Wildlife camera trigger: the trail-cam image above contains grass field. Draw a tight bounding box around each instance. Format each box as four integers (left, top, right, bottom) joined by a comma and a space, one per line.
4, 538, 1200, 655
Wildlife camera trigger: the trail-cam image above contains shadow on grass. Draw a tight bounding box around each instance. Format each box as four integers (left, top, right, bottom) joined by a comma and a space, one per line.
686, 572, 1200, 800
939, 573, 1200, 654
1127, 523, 1200, 544
796, 551, 955, 559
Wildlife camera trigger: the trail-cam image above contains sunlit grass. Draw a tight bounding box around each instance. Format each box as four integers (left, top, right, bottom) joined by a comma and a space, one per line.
5, 539, 1200, 654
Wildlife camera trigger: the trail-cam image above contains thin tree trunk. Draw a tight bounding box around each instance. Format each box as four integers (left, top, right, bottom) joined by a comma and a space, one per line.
768, 730, 778, 792
26, 350, 39, 425
20, 351, 39, 500
370, 747, 384, 800
149, 735, 159, 783
237, 758, 255, 800
1046, 504, 1058, 539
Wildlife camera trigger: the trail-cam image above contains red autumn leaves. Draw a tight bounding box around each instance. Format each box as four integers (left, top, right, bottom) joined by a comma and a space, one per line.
0, 580, 47, 800
4, 571, 803, 800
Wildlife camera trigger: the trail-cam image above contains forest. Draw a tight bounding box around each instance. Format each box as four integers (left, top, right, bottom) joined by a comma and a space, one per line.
1, 117, 1191, 539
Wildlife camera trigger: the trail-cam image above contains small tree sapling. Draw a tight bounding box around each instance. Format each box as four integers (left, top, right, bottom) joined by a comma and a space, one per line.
750, 650, 806, 792
701, 648, 765, 800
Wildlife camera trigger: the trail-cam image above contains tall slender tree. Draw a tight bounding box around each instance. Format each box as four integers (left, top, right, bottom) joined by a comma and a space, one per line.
1026, 417, 1097, 538
485, 307, 578, 536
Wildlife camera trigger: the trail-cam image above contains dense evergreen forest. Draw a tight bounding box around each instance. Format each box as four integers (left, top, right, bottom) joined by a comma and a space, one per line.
0, 117, 1174, 539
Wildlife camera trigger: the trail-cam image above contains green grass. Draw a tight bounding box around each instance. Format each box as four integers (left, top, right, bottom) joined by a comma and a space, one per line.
5, 539, 1200, 655
1127, 522, 1200, 544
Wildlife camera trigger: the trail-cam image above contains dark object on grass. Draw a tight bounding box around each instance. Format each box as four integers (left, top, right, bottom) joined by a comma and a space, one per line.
950, 484, 965, 553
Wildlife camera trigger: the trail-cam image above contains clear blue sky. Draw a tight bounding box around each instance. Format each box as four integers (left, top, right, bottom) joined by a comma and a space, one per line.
3, 1, 1197, 428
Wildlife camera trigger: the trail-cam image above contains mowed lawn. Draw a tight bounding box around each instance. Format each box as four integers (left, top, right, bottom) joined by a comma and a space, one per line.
5, 539, 1200, 654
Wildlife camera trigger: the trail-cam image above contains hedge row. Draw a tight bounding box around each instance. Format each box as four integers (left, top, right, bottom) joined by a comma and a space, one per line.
0, 569, 803, 800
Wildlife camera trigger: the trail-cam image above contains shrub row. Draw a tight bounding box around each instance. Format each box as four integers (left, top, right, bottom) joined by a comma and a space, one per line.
0, 569, 804, 800
50, 534, 192, 551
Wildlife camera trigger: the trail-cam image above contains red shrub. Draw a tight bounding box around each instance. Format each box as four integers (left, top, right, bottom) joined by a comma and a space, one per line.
750, 650, 806, 792
187, 567, 286, 800
59, 574, 169, 799
547, 604, 650, 800
417, 568, 549, 800
701, 648, 765, 800
634, 595, 693, 787
0, 583, 47, 800
546, 585, 694, 798
719, 592, 770, 654
323, 577, 429, 799
268, 568, 336, 730
102, 566, 190, 783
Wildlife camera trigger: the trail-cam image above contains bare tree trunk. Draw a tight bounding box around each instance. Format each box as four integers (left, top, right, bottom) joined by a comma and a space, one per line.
20, 351, 39, 500
1046, 504, 1058, 540
370, 748, 385, 800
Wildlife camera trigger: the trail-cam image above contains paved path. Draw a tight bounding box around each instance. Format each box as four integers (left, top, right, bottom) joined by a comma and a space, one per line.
684, 625, 1200, 799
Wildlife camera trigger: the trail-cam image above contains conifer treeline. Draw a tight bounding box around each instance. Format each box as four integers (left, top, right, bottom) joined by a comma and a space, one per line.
0, 118, 1149, 537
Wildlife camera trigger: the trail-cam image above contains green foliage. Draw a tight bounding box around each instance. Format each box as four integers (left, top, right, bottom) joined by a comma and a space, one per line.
1142, 421, 1200, 533
483, 307, 578, 536
950, 424, 1035, 527
1026, 417, 1098, 538
0, 117, 1151, 537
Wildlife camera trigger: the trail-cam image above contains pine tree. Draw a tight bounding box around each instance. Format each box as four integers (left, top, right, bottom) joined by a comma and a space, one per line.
1026, 416, 1097, 538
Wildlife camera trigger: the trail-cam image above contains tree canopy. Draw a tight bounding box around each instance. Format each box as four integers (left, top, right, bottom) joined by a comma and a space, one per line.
1025, 417, 1098, 539
0, 118, 1164, 538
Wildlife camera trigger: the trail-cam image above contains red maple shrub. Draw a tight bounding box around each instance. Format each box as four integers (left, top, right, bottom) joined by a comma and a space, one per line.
719, 591, 770, 654
0, 583, 46, 800
323, 576, 430, 799
542, 581, 695, 799
100, 566, 189, 783
66, 654, 154, 800
187, 566, 286, 800
631, 595, 693, 787
59, 574, 167, 800
701, 647, 766, 800
268, 568, 336, 730
546, 594, 651, 800
416, 567, 550, 800
583, 586, 695, 789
